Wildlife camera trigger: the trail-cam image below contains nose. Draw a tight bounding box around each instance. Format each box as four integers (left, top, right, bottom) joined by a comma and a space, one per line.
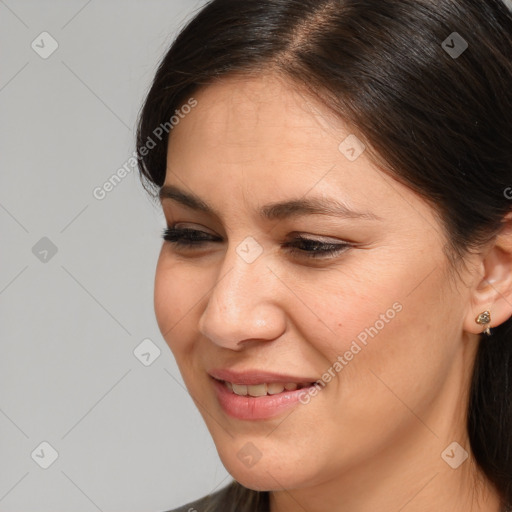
198, 243, 286, 350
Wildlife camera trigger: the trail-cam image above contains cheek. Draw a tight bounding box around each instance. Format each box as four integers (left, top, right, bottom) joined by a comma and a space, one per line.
153, 253, 203, 352
291, 264, 405, 358
294, 255, 451, 398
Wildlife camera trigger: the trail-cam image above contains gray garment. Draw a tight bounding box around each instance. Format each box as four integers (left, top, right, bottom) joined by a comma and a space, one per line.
164, 482, 511, 512
162, 485, 228, 512
163, 481, 270, 512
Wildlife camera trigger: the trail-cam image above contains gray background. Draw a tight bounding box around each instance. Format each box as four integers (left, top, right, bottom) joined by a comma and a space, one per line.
0, 1, 231, 511
2, 1, 512, 512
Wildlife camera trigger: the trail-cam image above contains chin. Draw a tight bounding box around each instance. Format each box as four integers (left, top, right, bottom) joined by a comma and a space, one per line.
216, 445, 313, 492
222, 463, 286, 492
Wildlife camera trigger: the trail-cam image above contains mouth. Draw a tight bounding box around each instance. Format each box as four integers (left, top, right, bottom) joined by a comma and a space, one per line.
213, 378, 315, 397
209, 374, 319, 420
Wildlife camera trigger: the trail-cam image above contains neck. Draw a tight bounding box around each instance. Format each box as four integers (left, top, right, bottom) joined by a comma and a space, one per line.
269, 339, 502, 512
269, 435, 502, 512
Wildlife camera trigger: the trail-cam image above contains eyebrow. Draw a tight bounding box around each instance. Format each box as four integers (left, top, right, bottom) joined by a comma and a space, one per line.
159, 185, 382, 221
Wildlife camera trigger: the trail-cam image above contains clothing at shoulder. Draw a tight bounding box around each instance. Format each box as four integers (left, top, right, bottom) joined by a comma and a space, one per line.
162, 480, 270, 512
162, 485, 227, 512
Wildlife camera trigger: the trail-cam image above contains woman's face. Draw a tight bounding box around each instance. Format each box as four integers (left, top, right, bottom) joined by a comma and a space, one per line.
154, 73, 481, 492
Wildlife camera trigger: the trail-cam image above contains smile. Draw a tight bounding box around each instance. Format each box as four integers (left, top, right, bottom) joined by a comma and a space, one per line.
219, 380, 313, 397
210, 376, 318, 420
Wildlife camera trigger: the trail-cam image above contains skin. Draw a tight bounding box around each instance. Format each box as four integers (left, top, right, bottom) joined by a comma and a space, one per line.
154, 72, 512, 512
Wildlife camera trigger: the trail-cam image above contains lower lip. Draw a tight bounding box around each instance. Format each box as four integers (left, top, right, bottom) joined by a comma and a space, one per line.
211, 378, 313, 420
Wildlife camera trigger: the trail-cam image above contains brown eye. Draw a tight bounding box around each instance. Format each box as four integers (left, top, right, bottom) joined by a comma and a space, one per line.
162, 227, 221, 247
282, 236, 351, 259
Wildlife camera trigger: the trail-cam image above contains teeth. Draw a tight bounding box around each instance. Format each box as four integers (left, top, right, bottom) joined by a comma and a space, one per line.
232, 383, 247, 396
247, 383, 267, 397
267, 383, 285, 395
224, 381, 309, 396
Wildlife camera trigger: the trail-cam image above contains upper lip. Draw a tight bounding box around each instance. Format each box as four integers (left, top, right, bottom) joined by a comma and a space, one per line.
208, 368, 317, 385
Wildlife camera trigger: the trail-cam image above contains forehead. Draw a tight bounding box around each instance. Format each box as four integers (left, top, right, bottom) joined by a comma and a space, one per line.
170, 72, 346, 150
163, 73, 436, 231
166, 73, 365, 189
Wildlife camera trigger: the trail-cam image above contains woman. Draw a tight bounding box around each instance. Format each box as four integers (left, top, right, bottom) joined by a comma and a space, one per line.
136, 0, 512, 510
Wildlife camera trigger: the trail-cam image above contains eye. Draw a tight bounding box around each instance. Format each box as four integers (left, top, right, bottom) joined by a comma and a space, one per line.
161, 226, 351, 259
282, 234, 351, 259
162, 226, 222, 247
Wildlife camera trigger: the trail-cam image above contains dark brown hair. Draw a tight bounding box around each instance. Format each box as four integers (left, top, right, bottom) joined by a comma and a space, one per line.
137, 0, 512, 509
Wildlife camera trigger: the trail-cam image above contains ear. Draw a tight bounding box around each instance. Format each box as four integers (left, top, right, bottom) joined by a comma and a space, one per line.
463, 211, 512, 335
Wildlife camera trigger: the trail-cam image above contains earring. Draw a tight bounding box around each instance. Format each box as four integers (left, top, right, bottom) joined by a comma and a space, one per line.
475, 310, 492, 335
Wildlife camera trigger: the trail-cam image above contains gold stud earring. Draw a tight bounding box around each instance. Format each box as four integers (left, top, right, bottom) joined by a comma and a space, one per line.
475, 310, 492, 335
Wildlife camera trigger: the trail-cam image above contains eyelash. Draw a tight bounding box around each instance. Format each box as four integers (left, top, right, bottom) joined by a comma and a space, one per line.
161, 226, 351, 259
